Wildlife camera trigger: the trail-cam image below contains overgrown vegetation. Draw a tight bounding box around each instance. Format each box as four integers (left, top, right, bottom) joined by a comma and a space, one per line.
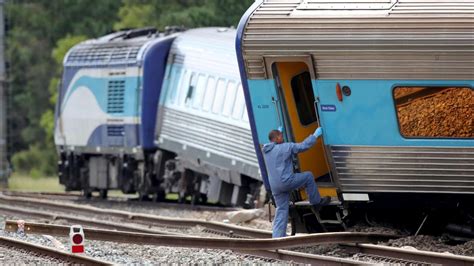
6, 0, 253, 177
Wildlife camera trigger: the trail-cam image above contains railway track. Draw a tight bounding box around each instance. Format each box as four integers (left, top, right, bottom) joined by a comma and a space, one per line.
0, 235, 111, 265
4, 220, 395, 265
2, 191, 237, 212
5, 221, 474, 265
2, 192, 473, 265
0, 193, 270, 238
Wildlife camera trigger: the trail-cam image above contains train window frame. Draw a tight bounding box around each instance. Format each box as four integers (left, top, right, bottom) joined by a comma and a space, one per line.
167, 65, 182, 104
290, 71, 318, 127
177, 70, 190, 106
202, 76, 216, 112
222, 81, 237, 117
185, 72, 197, 105
232, 84, 245, 120
212, 79, 226, 114
392, 85, 473, 139
192, 74, 207, 109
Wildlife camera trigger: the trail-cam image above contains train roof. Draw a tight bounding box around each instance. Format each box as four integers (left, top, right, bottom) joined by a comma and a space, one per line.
64, 28, 181, 67
238, 0, 474, 80
168, 27, 240, 79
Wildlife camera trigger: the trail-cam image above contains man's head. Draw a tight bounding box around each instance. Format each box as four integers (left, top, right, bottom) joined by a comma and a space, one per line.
268, 129, 284, 144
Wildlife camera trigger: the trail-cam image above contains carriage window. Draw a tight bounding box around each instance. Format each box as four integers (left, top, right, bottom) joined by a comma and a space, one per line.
232, 84, 245, 120
222, 81, 237, 116
212, 79, 226, 114
167, 66, 181, 104
394, 87, 473, 138
185, 73, 197, 104
192, 74, 207, 109
202, 77, 216, 111
291, 71, 317, 126
177, 70, 190, 105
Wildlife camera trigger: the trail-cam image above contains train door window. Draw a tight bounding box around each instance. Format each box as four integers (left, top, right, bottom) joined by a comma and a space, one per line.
232, 84, 245, 120
394, 86, 473, 138
202, 77, 216, 112
185, 72, 197, 105
222, 81, 237, 117
291, 71, 317, 126
192, 74, 207, 109
212, 79, 226, 114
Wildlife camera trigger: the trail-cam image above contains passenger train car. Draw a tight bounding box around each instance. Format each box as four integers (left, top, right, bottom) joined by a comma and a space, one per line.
55, 27, 261, 206
155, 28, 260, 205
237, 0, 474, 233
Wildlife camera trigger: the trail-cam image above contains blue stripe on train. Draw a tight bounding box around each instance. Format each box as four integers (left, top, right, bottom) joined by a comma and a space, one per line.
247, 79, 473, 147
87, 124, 139, 148
60, 75, 140, 117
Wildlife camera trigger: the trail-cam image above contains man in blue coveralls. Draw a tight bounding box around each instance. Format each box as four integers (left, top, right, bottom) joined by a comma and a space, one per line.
262, 127, 331, 238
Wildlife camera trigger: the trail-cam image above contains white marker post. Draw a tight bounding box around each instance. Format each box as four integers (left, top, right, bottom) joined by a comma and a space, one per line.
69, 225, 85, 253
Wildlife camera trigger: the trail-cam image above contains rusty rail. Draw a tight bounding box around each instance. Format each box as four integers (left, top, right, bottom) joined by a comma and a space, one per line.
4, 220, 395, 251
0, 193, 270, 238
342, 243, 474, 266
0, 204, 178, 235
2, 191, 238, 212
0, 235, 111, 265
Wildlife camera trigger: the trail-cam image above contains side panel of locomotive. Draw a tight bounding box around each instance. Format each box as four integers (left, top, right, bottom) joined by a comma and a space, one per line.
55, 29, 176, 196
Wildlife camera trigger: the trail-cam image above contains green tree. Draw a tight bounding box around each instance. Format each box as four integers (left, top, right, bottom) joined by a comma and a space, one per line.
7, 0, 254, 177
6, 1, 120, 176
114, 0, 253, 30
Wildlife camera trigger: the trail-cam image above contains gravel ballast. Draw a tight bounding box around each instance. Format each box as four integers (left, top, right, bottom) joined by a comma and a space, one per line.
0, 214, 280, 264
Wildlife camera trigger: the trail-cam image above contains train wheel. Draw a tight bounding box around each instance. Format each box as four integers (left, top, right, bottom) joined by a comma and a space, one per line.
83, 189, 92, 199
99, 189, 108, 199
201, 194, 208, 204
178, 192, 186, 204
138, 191, 150, 201
153, 190, 166, 202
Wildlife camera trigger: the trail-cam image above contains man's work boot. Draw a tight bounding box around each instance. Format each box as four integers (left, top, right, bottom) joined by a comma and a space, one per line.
312, 196, 331, 212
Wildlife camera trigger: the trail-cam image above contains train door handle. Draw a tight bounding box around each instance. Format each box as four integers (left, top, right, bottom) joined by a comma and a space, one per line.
313, 100, 320, 124
272, 96, 283, 129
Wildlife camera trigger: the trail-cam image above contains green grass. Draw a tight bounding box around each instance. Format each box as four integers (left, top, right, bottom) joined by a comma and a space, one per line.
5, 174, 187, 200
7, 173, 64, 192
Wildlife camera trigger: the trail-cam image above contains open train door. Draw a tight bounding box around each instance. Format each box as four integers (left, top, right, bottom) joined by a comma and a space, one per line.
266, 56, 342, 233
266, 57, 337, 198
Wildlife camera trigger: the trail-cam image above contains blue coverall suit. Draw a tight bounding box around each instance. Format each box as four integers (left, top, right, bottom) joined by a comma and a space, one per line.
262, 134, 322, 238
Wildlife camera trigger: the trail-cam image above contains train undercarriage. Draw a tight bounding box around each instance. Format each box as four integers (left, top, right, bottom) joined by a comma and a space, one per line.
290, 192, 474, 239
57, 149, 262, 207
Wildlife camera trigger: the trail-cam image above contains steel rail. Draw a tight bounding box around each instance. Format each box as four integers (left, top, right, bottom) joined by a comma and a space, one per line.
243, 249, 361, 265
0, 194, 271, 238
342, 243, 474, 266
4, 221, 396, 251
2, 191, 239, 212
0, 235, 111, 265
0, 204, 178, 235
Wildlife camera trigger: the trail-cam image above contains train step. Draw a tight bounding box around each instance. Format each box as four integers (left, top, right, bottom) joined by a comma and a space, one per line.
291, 198, 347, 232
292, 198, 342, 207
311, 206, 347, 232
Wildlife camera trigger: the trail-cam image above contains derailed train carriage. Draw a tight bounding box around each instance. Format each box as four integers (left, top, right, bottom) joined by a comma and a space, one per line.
237, 0, 474, 233
55, 27, 262, 206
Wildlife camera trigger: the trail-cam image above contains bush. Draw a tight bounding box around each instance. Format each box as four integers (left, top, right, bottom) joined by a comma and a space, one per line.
11, 144, 57, 178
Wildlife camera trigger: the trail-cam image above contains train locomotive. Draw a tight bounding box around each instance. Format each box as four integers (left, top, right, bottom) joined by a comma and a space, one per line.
55, 27, 262, 206
236, 0, 474, 234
